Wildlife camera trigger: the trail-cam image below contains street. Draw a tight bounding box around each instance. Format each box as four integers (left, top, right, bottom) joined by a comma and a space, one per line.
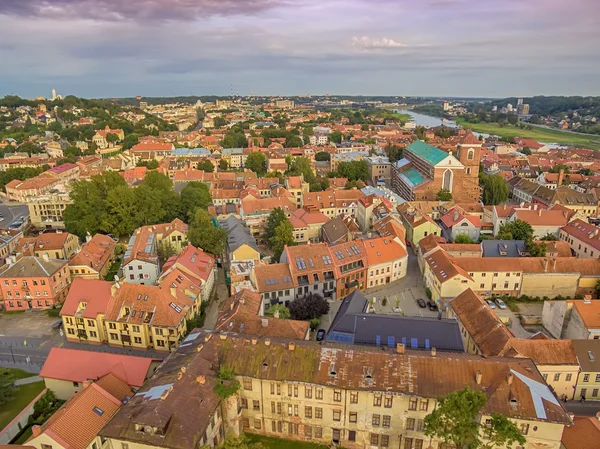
563, 400, 600, 417
0, 199, 29, 228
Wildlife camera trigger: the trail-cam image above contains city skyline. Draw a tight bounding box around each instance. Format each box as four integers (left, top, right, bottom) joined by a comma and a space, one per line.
0, 0, 599, 98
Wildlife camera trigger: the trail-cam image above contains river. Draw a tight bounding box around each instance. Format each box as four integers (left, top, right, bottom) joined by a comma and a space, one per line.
394, 109, 492, 139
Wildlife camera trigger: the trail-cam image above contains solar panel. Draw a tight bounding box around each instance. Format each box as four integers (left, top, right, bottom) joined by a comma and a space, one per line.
351, 245, 360, 255
387, 336, 395, 348
345, 248, 353, 256
170, 302, 182, 313
376, 335, 381, 346
411, 338, 418, 348
308, 258, 314, 268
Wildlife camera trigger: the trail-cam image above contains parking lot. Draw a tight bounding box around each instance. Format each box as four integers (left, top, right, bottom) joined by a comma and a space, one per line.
0, 310, 60, 338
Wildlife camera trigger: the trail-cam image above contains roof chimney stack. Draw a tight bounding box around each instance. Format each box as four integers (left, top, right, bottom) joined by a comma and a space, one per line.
507, 372, 513, 385
396, 343, 405, 354
431, 347, 437, 357
475, 370, 483, 385
543, 259, 548, 272
558, 168, 565, 187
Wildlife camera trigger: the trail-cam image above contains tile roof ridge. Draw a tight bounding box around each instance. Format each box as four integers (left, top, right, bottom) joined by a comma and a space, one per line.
90, 380, 125, 406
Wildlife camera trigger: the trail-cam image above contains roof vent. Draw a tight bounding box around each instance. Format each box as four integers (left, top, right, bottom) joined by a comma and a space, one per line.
475, 370, 482, 385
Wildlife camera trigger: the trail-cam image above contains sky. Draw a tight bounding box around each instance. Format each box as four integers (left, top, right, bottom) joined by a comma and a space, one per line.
0, 0, 599, 99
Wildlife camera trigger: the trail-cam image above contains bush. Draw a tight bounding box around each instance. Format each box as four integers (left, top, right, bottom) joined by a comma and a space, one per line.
46, 306, 61, 317
382, 297, 388, 307
265, 304, 291, 319
309, 318, 320, 330
289, 294, 329, 321
425, 288, 432, 300
29, 390, 64, 425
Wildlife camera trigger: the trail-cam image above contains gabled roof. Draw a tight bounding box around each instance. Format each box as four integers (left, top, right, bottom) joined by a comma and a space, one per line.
561, 416, 600, 449
0, 256, 67, 278
40, 347, 156, 387
69, 234, 117, 273
61, 278, 112, 318
364, 237, 407, 265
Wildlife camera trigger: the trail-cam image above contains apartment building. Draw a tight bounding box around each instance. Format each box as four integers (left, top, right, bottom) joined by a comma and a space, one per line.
560, 219, 600, 258
5, 175, 61, 202
16, 231, 80, 260
364, 237, 408, 288
285, 176, 310, 207
27, 192, 73, 230
99, 331, 571, 449
0, 255, 70, 310
289, 208, 329, 244
240, 197, 297, 241
365, 156, 392, 186
572, 339, 600, 401
251, 263, 297, 313
0, 229, 22, 266
282, 244, 337, 301
123, 219, 188, 285
68, 233, 118, 280
398, 203, 442, 251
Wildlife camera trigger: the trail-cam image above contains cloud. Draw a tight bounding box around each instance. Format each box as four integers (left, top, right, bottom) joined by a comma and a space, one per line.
351, 36, 406, 50
0, 0, 285, 21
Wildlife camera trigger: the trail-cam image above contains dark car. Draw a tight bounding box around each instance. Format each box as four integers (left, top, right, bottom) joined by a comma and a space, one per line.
416, 298, 427, 308
427, 301, 439, 311
316, 329, 326, 341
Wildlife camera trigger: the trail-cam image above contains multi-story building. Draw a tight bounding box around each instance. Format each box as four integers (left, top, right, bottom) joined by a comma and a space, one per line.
5, 175, 61, 202
251, 263, 297, 313
392, 134, 481, 203
330, 240, 368, 298
364, 237, 408, 289
289, 208, 329, 244
560, 219, 600, 258
365, 156, 392, 186
398, 203, 442, 250
240, 197, 297, 242
16, 231, 80, 260
0, 255, 70, 310
68, 233, 118, 280
27, 192, 72, 230
543, 299, 600, 340
99, 331, 571, 449
123, 219, 188, 285
282, 244, 337, 301
92, 125, 125, 149
572, 339, 600, 401
0, 229, 22, 266
285, 175, 310, 207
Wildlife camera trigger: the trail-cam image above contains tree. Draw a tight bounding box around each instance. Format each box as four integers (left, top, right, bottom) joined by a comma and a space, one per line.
265, 304, 291, 319
497, 219, 533, 241
289, 294, 330, 320
287, 156, 315, 183
424, 386, 525, 449
345, 180, 363, 190
436, 189, 453, 201
245, 151, 267, 175
219, 159, 229, 171
315, 151, 331, 161
158, 240, 177, 265
265, 207, 288, 243
270, 220, 295, 261
580, 168, 593, 176
539, 233, 559, 241
454, 234, 475, 244
137, 159, 159, 169
196, 159, 215, 172
549, 164, 570, 174
521, 147, 532, 155
480, 174, 509, 205
595, 279, 600, 298
179, 182, 212, 221
0, 368, 15, 406
329, 131, 343, 143
188, 209, 226, 255
285, 135, 303, 148
103, 186, 139, 237
525, 238, 546, 257
337, 160, 369, 182
387, 144, 404, 162
221, 130, 247, 148
134, 184, 166, 226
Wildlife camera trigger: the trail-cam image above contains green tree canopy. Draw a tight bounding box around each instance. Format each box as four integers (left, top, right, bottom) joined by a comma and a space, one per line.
424, 386, 525, 449
196, 159, 215, 173
270, 220, 295, 261
525, 238, 547, 257
188, 209, 226, 255
497, 219, 534, 241
329, 131, 343, 143
245, 151, 267, 175
219, 159, 229, 171
0, 368, 16, 406
265, 207, 287, 243
337, 160, 369, 182
315, 151, 331, 161
179, 182, 212, 221
265, 304, 291, 319
287, 156, 315, 183
454, 234, 475, 244
436, 189, 453, 201
480, 174, 509, 205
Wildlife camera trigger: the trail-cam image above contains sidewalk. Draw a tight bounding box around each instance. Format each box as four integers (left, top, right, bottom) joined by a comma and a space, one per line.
14, 376, 42, 386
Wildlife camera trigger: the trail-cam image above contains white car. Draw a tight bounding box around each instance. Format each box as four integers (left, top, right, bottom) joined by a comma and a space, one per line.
486, 300, 496, 309
495, 298, 507, 310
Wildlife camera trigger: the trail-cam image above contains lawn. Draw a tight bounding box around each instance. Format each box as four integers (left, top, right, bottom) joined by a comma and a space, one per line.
0, 381, 45, 430
245, 433, 330, 449
455, 118, 600, 150
3, 367, 37, 381
12, 426, 33, 444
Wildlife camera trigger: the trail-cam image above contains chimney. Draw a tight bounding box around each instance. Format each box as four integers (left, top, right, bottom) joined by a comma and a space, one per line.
453, 210, 459, 222
538, 208, 542, 216
196, 375, 206, 385
274, 310, 280, 319
507, 372, 513, 385
431, 347, 437, 357
85, 231, 92, 243
261, 318, 268, 327
265, 338, 271, 346
288, 343, 295, 351
42, 253, 49, 261
558, 168, 565, 187
543, 259, 548, 272
31, 425, 42, 438
82, 380, 91, 389
396, 343, 405, 354
475, 370, 483, 385
251, 338, 258, 345
533, 204, 538, 210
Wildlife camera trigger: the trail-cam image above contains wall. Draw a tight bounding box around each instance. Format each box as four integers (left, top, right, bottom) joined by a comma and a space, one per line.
574, 370, 600, 401
521, 273, 579, 298
541, 301, 570, 339
123, 260, 159, 285
0, 388, 47, 444
43, 377, 82, 401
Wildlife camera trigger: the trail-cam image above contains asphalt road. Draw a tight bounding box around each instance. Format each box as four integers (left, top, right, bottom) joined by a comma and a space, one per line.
0, 200, 29, 228
563, 400, 600, 417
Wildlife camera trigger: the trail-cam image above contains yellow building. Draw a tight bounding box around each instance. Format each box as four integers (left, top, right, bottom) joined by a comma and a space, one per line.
68, 234, 118, 280
17, 231, 80, 260
572, 340, 600, 401
99, 332, 571, 449
28, 192, 72, 230
399, 205, 442, 251
285, 175, 310, 207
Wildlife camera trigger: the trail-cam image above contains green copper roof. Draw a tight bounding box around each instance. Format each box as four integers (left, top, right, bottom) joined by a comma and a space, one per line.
402, 168, 424, 186
407, 140, 449, 166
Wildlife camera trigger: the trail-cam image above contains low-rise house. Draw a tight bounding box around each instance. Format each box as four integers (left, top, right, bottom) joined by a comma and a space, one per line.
0, 229, 22, 266
289, 208, 329, 244
560, 219, 600, 258
561, 415, 600, 449
131, 142, 175, 160
99, 330, 572, 449
321, 215, 353, 245
0, 255, 70, 310
364, 237, 408, 289
220, 216, 261, 263
285, 175, 310, 207
440, 207, 481, 242
39, 347, 159, 400
215, 289, 309, 339
398, 203, 442, 251
240, 197, 297, 241
69, 234, 117, 280
123, 219, 188, 285
27, 374, 133, 449
535, 186, 599, 219
16, 232, 80, 260
508, 207, 572, 238
543, 299, 600, 340
93, 125, 125, 149
572, 339, 600, 401
251, 263, 297, 313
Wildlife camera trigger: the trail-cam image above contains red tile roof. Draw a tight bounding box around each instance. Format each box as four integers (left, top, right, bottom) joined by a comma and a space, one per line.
61, 278, 113, 318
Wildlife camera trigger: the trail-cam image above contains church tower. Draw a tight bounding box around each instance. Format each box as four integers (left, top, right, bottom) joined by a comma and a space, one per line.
456, 126, 482, 202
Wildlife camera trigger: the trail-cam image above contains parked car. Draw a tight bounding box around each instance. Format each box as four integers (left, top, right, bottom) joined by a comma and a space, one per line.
486, 300, 496, 309
427, 301, 438, 311
316, 329, 326, 341
416, 298, 427, 308
495, 298, 507, 310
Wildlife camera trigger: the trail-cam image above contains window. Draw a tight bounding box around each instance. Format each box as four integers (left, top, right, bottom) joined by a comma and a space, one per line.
419, 399, 429, 411
596, 374, 600, 382
593, 389, 599, 398
406, 418, 415, 430
384, 395, 393, 408
349, 412, 357, 423
271, 421, 276, 432
316, 387, 323, 400
581, 388, 588, 398
253, 400, 260, 411
293, 385, 298, 397
241, 398, 248, 409
373, 394, 382, 406
370, 434, 379, 446
334, 390, 342, 402
271, 402, 276, 414
254, 419, 261, 429
121, 444, 129, 449
242, 418, 250, 429
350, 392, 358, 403
305, 386, 312, 399
520, 424, 529, 435
584, 374, 590, 382
134, 337, 142, 344
315, 426, 322, 439
243, 379, 252, 390
414, 439, 423, 449
404, 437, 413, 449
381, 435, 389, 447
348, 430, 356, 442
372, 414, 381, 426
553, 373, 561, 382
566, 373, 572, 382
305, 406, 312, 419
315, 407, 322, 419
409, 398, 418, 410
383, 415, 391, 428
305, 425, 312, 439
333, 410, 341, 421
417, 419, 425, 431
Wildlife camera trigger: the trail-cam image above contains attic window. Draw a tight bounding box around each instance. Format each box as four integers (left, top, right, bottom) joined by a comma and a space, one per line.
589, 351, 595, 361
92, 407, 104, 416
364, 368, 373, 380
